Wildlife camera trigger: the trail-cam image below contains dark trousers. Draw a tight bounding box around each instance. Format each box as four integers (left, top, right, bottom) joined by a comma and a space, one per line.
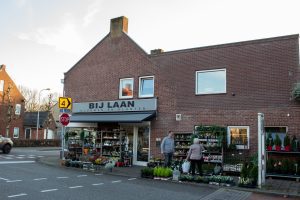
163, 153, 173, 167
190, 159, 202, 175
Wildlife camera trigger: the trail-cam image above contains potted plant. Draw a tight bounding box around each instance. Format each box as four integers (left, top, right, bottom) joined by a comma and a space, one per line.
266, 133, 274, 151
292, 135, 299, 152
274, 134, 282, 151
283, 135, 291, 151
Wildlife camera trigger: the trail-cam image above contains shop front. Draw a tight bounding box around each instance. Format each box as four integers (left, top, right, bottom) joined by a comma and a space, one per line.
67, 98, 156, 166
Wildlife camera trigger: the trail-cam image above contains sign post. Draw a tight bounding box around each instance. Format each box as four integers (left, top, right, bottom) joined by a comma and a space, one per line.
258, 113, 266, 188
59, 113, 70, 160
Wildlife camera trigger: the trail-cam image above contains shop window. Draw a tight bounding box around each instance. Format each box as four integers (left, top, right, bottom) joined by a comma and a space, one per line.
13, 127, 19, 138
15, 104, 21, 115
139, 76, 154, 98
0, 80, 4, 92
265, 126, 287, 142
227, 126, 249, 149
119, 78, 134, 99
196, 69, 226, 95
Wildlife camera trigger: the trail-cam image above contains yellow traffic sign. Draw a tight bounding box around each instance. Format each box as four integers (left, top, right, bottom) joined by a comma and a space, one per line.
59, 97, 72, 109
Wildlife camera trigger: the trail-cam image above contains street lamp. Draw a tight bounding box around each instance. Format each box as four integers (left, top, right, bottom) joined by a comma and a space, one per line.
36, 88, 50, 140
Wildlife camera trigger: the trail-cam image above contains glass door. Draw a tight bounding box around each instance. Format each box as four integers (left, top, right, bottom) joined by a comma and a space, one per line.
137, 126, 150, 163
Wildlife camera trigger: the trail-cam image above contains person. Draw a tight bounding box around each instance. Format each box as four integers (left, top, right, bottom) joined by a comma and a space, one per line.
160, 131, 175, 167
186, 138, 205, 175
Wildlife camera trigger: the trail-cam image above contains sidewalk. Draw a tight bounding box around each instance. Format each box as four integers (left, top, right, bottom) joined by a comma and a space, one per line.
37, 156, 300, 198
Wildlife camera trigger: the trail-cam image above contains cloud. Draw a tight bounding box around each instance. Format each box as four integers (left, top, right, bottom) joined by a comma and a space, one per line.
83, 8, 99, 27
17, 19, 84, 55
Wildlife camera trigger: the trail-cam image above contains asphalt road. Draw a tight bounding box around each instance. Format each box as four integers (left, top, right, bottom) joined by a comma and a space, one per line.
1, 148, 298, 200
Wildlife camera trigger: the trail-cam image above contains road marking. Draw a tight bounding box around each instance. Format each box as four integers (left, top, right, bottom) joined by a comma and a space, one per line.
0, 177, 9, 181
57, 176, 69, 179
0, 161, 35, 164
8, 193, 27, 198
17, 155, 25, 157
34, 178, 47, 181
112, 180, 121, 183
95, 173, 103, 176
7, 180, 22, 183
28, 157, 35, 159
77, 175, 87, 177
128, 178, 136, 181
92, 183, 104, 186
69, 186, 83, 189
4, 157, 13, 159
37, 156, 44, 157
41, 189, 58, 193
16, 157, 24, 159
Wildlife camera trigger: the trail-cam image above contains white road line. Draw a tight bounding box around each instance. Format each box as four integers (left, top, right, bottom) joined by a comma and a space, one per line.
57, 176, 69, 179
77, 175, 87, 177
41, 189, 58, 193
8, 193, 27, 198
7, 180, 22, 183
95, 173, 103, 176
37, 156, 44, 157
17, 155, 25, 157
0, 177, 9, 181
128, 178, 136, 181
0, 161, 35, 164
16, 157, 24, 159
34, 178, 47, 181
112, 180, 121, 183
4, 157, 13, 159
69, 186, 83, 189
92, 183, 104, 186
28, 157, 35, 159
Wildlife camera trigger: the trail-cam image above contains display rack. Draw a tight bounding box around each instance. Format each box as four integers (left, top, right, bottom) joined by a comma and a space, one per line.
174, 132, 192, 159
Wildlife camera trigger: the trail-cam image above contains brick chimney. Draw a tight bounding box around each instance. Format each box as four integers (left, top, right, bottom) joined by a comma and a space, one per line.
0, 64, 6, 71
110, 16, 128, 38
150, 49, 164, 55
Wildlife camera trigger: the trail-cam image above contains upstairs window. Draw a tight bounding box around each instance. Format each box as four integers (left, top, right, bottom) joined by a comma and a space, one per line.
0, 80, 4, 92
119, 78, 133, 99
15, 104, 21, 115
139, 76, 154, 98
196, 69, 226, 95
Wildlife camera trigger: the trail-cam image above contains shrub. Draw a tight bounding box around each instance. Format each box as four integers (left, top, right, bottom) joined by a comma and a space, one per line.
274, 134, 282, 146
284, 135, 291, 146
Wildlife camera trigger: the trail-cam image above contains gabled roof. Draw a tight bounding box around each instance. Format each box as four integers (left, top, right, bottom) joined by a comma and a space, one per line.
24, 111, 50, 127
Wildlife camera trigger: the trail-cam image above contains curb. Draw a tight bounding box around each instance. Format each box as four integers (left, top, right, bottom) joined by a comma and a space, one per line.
37, 157, 300, 198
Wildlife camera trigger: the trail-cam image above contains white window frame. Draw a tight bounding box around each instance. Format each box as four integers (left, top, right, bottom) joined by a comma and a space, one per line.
119, 78, 134, 99
13, 127, 19, 138
227, 126, 250, 149
139, 76, 154, 98
195, 68, 226, 95
15, 104, 21, 115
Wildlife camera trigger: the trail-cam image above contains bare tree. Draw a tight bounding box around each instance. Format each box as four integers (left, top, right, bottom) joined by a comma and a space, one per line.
0, 83, 15, 137
18, 85, 59, 112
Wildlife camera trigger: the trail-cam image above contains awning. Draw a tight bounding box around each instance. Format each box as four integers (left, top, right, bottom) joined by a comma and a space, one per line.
70, 111, 156, 123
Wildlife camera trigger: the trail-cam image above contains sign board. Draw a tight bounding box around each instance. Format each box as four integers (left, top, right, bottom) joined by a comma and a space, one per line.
72, 98, 157, 113
60, 113, 70, 126
59, 97, 72, 109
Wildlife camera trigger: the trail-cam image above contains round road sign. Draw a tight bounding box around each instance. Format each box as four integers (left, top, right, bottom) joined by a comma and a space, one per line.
60, 113, 70, 126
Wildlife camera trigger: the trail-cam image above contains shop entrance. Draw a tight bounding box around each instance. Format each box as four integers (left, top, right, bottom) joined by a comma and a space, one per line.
121, 124, 150, 166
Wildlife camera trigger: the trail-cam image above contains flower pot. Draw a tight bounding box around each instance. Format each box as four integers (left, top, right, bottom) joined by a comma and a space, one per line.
267, 146, 273, 151
275, 146, 281, 151
284, 145, 291, 152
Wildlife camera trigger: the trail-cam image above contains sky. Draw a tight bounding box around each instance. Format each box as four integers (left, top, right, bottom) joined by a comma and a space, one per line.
0, 0, 299, 95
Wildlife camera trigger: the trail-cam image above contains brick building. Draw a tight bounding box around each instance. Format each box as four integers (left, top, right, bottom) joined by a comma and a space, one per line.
64, 16, 300, 166
0, 64, 25, 139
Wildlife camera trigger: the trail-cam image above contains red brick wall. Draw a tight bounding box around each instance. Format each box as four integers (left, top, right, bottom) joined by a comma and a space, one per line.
64, 33, 300, 157
0, 66, 25, 139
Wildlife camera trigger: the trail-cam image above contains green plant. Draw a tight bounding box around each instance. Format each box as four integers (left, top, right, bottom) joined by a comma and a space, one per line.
284, 135, 291, 147
274, 134, 282, 146
292, 135, 299, 151
266, 133, 274, 147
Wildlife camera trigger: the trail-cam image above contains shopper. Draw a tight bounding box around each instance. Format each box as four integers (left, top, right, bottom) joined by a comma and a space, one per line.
186, 138, 205, 175
161, 131, 175, 167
